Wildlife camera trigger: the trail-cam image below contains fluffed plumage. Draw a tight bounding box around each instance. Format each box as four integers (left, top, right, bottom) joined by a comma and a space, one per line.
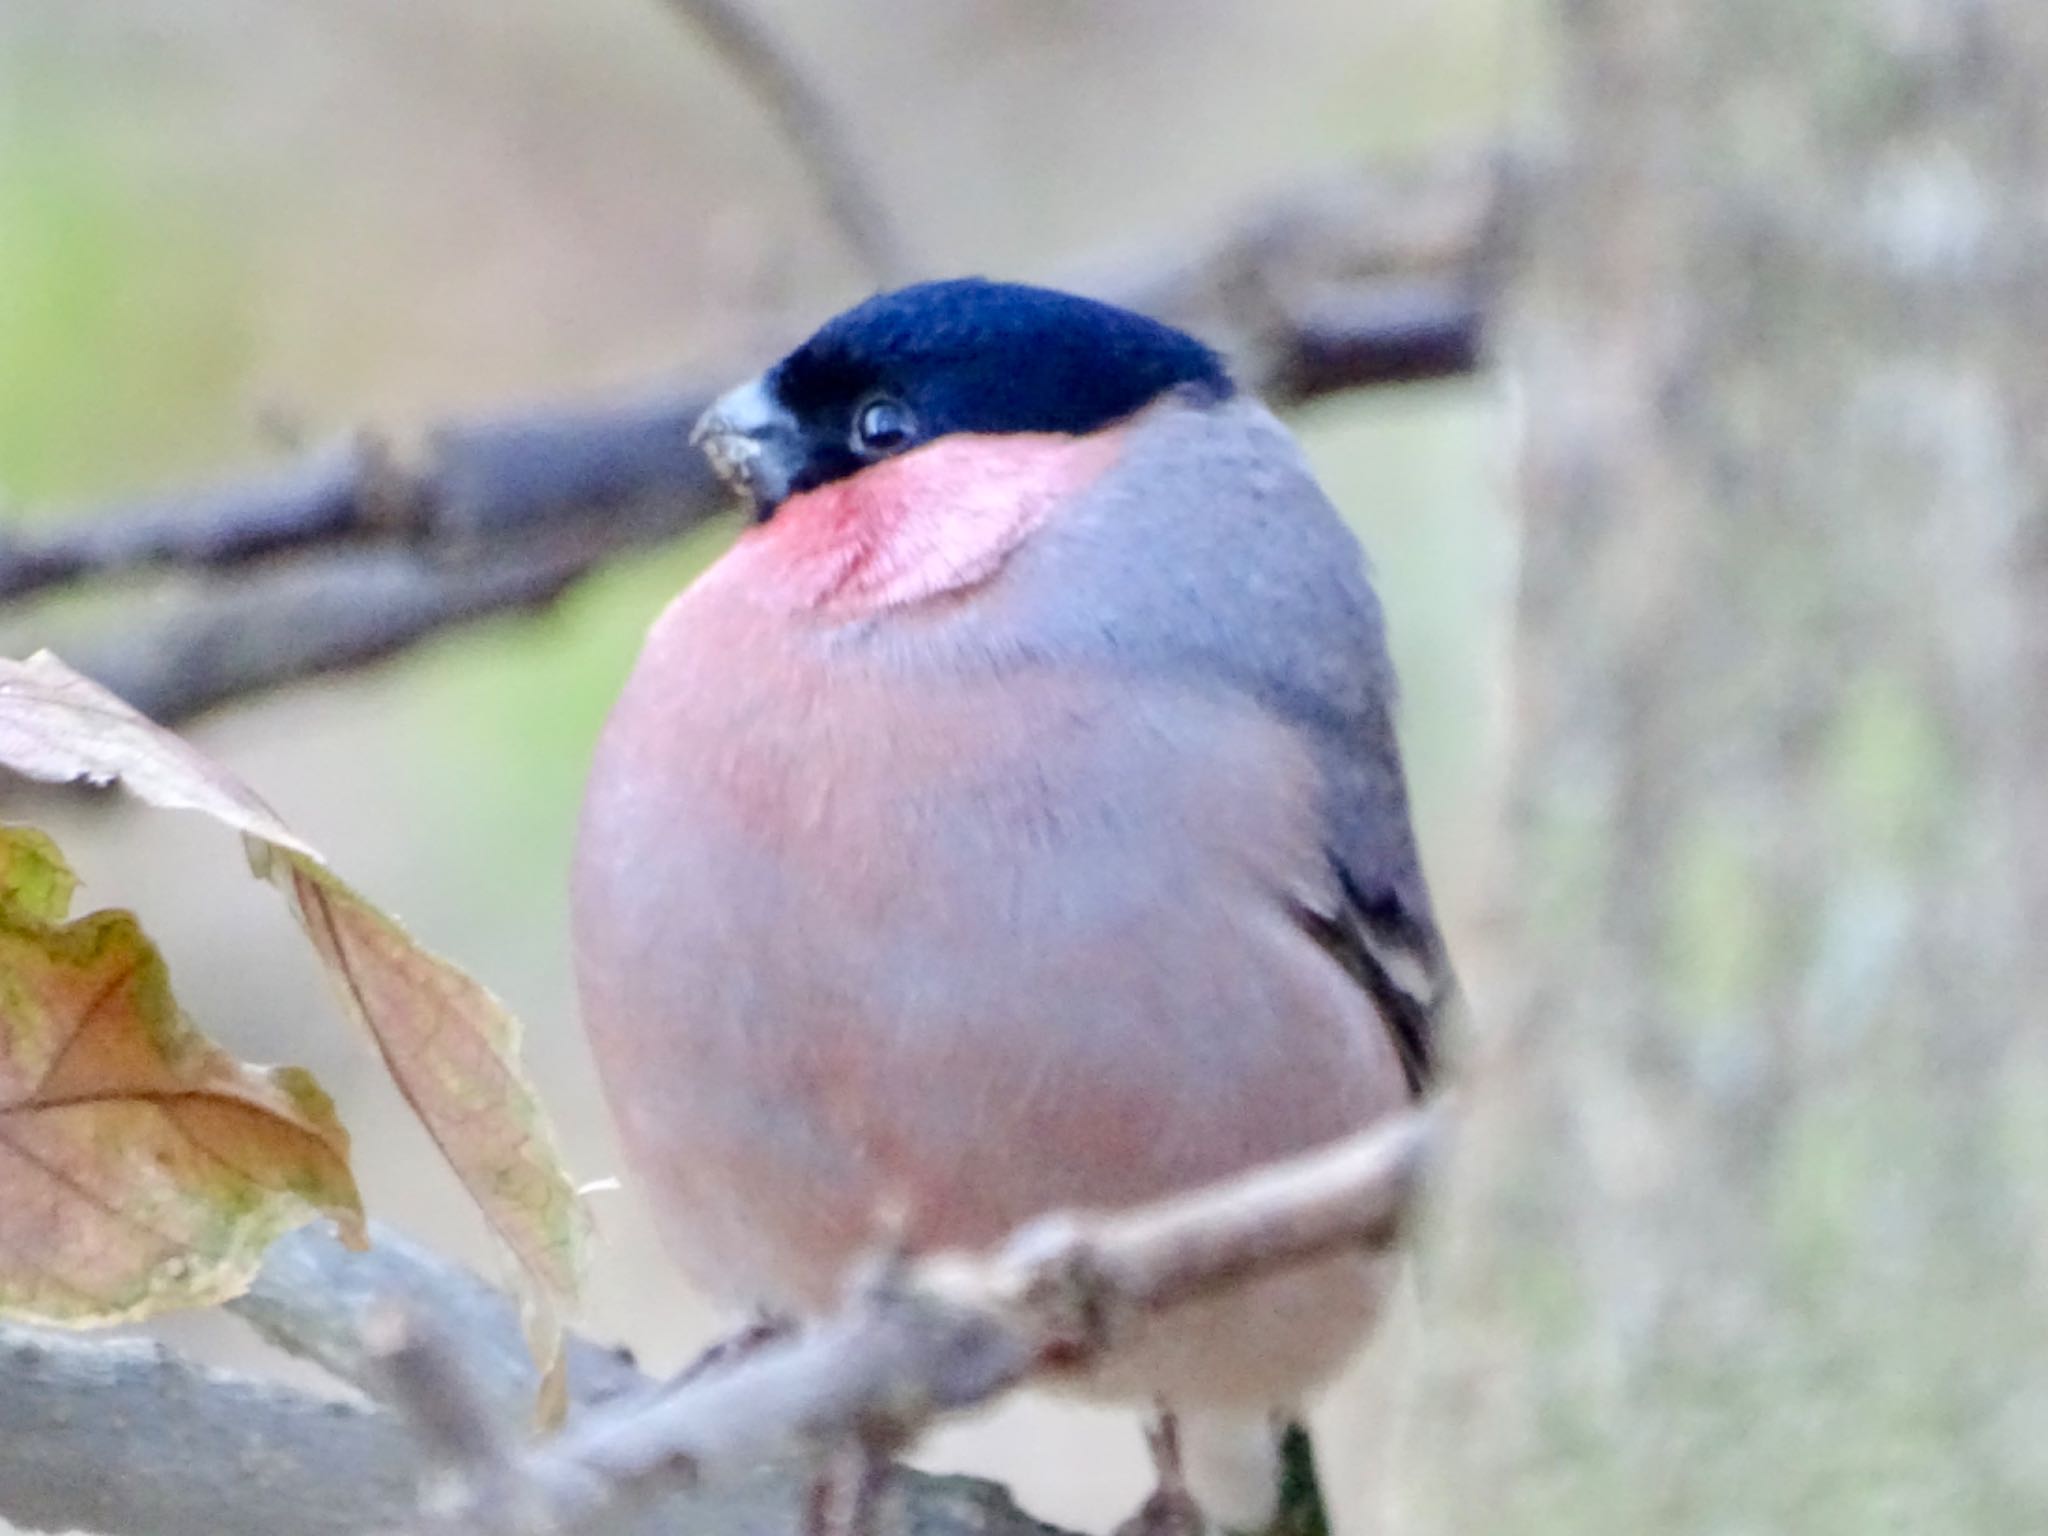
572, 280, 1452, 1530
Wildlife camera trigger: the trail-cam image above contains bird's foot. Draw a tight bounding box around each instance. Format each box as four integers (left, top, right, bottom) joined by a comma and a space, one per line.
1112, 1484, 1211, 1536
803, 1436, 893, 1536
1113, 1409, 1211, 1536
1124, 1411, 1329, 1536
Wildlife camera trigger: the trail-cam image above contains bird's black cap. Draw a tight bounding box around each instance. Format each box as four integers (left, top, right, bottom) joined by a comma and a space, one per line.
694, 279, 1234, 518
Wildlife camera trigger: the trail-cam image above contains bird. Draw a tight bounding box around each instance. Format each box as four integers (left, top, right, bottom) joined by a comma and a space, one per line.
571, 278, 1454, 1534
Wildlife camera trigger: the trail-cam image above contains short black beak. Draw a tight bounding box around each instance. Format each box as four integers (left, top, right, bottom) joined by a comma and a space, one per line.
692, 377, 802, 520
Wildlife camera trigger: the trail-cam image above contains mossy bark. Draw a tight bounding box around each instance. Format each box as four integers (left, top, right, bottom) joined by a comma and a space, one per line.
1402, 4, 2048, 1532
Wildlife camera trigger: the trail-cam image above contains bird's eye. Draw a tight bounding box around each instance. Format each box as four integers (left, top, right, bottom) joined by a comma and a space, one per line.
852, 396, 915, 456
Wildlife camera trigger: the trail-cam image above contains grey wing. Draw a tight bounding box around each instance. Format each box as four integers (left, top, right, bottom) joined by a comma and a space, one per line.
1198, 412, 1455, 1097
1197, 414, 1456, 1098
992, 394, 1459, 1092
1232, 637, 1452, 1098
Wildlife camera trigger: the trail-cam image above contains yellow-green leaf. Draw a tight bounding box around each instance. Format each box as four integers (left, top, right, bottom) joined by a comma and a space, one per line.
0, 826, 364, 1325
0, 823, 75, 923
0, 653, 587, 1354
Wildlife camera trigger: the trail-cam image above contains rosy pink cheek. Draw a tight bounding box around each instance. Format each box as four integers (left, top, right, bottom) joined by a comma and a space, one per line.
738, 429, 1127, 612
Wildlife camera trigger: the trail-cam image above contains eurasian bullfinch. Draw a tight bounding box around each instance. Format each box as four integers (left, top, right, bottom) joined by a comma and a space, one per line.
572, 279, 1454, 1533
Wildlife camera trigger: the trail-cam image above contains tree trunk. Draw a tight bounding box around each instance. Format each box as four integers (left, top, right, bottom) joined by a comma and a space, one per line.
1403, 3, 2048, 1531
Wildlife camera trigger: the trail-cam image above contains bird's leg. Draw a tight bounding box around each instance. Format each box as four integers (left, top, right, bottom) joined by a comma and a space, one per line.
803, 1434, 892, 1536
663, 1304, 795, 1394
1112, 1406, 1209, 1536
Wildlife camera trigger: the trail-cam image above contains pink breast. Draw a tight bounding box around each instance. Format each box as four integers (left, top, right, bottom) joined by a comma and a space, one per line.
574, 589, 1402, 1316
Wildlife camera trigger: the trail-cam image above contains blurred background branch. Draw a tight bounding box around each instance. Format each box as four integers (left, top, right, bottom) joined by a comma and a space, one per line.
1, 152, 1501, 726
654, 0, 912, 284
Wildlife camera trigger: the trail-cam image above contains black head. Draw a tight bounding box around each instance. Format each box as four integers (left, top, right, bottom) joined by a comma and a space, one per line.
693, 278, 1234, 519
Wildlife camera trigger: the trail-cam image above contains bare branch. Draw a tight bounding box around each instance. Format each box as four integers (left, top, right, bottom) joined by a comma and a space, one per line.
0, 1317, 1058, 1536
401, 1108, 1437, 1536
8, 153, 1503, 724
45, 389, 725, 723
232, 1219, 648, 1418
7, 388, 717, 606
370, 1311, 518, 1480
0, 438, 394, 602
0, 1322, 420, 1536
0, 1103, 1432, 1536
653, 0, 911, 282
1100, 152, 1510, 405
0, 1222, 1072, 1536
1260, 281, 1487, 405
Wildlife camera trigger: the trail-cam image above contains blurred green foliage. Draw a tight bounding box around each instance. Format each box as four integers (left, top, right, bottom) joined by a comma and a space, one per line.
0, 119, 255, 506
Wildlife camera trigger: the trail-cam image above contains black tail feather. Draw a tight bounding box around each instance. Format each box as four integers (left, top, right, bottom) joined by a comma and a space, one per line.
1264, 1421, 1331, 1536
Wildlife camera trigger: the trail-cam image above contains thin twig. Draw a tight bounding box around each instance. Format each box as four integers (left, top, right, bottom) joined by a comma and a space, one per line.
655, 0, 912, 283
395, 1107, 1437, 1536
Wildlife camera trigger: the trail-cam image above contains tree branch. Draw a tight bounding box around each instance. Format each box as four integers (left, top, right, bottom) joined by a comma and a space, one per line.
398, 1107, 1437, 1536
653, 0, 911, 282
0, 1219, 1064, 1536
6, 152, 1504, 725
0, 1322, 420, 1536
230, 1219, 647, 1419
4, 389, 719, 606
0, 1099, 1433, 1536
0, 1316, 1055, 1536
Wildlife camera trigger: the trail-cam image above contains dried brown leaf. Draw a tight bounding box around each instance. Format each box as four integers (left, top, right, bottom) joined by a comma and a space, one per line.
0, 654, 309, 854
283, 860, 583, 1302
0, 653, 587, 1347
0, 825, 365, 1324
